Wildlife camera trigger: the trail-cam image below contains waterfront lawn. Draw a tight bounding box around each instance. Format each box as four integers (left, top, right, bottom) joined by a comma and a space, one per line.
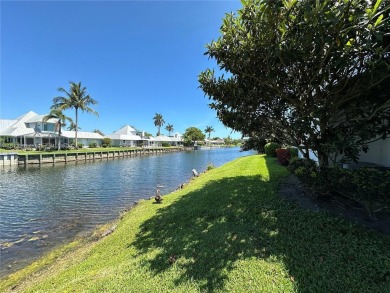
1, 155, 389, 292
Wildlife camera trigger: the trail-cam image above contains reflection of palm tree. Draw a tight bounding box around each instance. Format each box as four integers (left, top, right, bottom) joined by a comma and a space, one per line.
165, 124, 174, 137
43, 109, 73, 151
153, 113, 165, 136
52, 81, 98, 148
205, 126, 215, 145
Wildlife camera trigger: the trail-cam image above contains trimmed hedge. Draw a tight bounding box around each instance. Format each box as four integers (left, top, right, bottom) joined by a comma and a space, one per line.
264, 142, 280, 157
288, 158, 390, 216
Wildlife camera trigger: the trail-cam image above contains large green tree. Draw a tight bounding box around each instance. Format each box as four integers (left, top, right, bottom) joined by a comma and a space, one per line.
199, 0, 390, 166
183, 127, 205, 146
42, 109, 74, 151
153, 113, 165, 136
52, 81, 98, 148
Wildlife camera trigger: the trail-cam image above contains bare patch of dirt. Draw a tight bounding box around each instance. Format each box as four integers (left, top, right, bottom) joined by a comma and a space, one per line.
279, 174, 390, 235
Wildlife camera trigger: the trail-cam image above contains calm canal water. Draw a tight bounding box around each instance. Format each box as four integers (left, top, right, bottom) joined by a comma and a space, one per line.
0, 147, 254, 277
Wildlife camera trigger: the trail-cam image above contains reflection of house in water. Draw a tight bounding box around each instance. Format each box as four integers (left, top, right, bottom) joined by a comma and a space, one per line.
0, 111, 103, 147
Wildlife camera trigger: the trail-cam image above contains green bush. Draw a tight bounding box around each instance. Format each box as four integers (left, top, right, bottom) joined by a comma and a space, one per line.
78, 143, 83, 148
287, 146, 299, 158
102, 138, 112, 147
289, 161, 390, 216
89, 141, 97, 148
161, 142, 170, 147
264, 142, 280, 157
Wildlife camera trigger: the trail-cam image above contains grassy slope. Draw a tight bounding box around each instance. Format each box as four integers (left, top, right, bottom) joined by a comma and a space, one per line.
2, 155, 389, 292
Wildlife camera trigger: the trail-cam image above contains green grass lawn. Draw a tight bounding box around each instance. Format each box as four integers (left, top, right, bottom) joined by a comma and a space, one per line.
1, 155, 389, 292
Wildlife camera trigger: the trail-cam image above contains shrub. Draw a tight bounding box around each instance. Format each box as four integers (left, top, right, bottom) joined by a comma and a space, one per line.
102, 138, 112, 148
89, 141, 97, 148
287, 146, 299, 158
161, 142, 170, 147
78, 143, 83, 148
206, 162, 215, 171
276, 148, 291, 165
290, 161, 390, 216
264, 142, 280, 157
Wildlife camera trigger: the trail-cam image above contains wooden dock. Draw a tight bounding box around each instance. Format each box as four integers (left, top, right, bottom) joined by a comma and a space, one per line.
15, 147, 183, 166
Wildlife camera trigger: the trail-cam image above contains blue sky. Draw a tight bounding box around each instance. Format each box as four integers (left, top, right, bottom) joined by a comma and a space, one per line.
1, 0, 242, 139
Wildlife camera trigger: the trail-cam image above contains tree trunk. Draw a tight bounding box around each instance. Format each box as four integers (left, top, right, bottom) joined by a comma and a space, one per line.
75, 108, 78, 149
318, 150, 329, 168
58, 121, 61, 151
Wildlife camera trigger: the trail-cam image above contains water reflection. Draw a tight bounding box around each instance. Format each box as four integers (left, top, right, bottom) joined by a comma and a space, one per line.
0, 148, 254, 277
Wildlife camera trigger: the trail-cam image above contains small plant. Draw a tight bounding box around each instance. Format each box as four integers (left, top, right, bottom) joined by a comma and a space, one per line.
264, 142, 280, 157
78, 143, 83, 148
206, 162, 215, 171
161, 142, 170, 147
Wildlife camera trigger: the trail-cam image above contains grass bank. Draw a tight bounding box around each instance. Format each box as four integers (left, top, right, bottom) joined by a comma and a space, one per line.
1, 155, 389, 292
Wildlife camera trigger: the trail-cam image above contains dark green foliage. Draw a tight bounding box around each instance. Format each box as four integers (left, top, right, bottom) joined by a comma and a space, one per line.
264, 142, 280, 157
183, 127, 205, 146
241, 136, 266, 153
161, 142, 170, 147
287, 147, 298, 158
102, 137, 112, 148
289, 159, 390, 215
199, 0, 390, 167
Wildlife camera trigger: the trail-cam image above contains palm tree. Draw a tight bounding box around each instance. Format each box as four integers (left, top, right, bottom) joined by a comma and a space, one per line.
52, 81, 98, 148
42, 109, 74, 151
165, 124, 174, 137
67, 122, 80, 131
153, 113, 165, 136
205, 126, 215, 145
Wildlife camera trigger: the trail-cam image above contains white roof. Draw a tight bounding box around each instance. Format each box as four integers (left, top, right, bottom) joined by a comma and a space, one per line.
153, 135, 182, 142
113, 125, 137, 135
106, 133, 143, 141
62, 131, 104, 139
0, 119, 17, 130
0, 111, 39, 137
25, 114, 58, 124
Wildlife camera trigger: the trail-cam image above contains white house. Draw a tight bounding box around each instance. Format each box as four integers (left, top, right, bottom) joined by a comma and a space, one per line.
106, 125, 148, 147
0, 111, 103, 148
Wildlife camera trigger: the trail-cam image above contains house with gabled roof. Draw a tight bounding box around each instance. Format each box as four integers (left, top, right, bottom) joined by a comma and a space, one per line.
0, 111, 103, 148
106, 125, 149, 147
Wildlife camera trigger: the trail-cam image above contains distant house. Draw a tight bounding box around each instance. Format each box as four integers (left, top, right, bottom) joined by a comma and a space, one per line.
105, 125, 148, 147
153, 133, 183, 147
106, 126, 183, 147
0, 111, 103, 147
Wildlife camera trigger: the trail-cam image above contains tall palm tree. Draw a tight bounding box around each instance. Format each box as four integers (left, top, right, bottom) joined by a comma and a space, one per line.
153, 113, 165, 136
165, 124, 174, 137
205, 126, 215, 145
42, 109, 74, 151
52, 81, 98, 148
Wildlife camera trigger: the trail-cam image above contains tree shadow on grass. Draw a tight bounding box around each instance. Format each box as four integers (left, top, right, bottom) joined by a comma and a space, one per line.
131, 172, 280, 292
131, 156, 390, 292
